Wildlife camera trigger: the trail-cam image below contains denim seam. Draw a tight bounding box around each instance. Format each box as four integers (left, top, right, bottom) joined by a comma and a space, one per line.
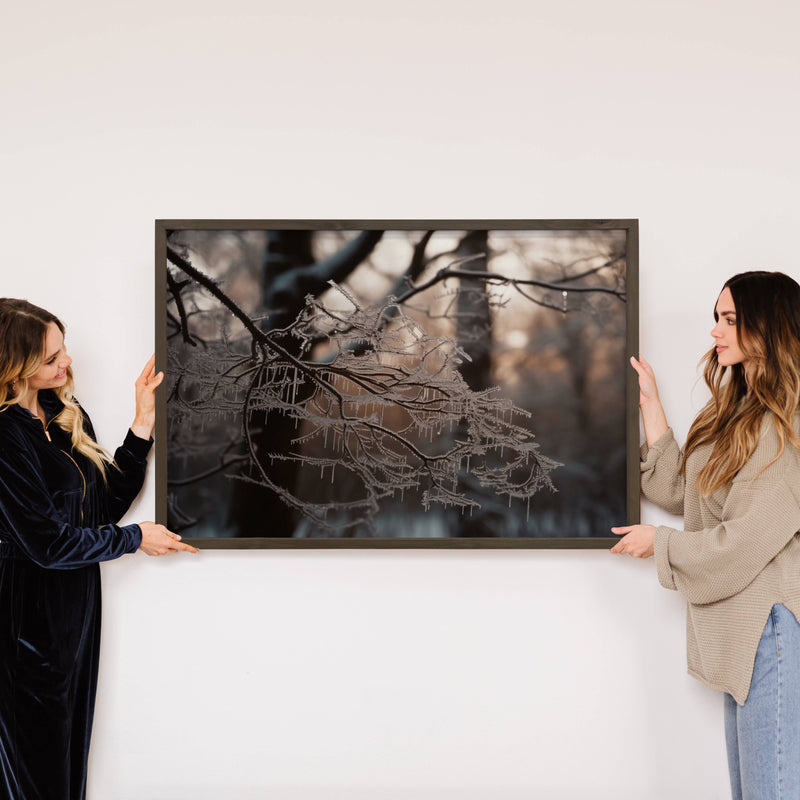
774, 606, 783, 799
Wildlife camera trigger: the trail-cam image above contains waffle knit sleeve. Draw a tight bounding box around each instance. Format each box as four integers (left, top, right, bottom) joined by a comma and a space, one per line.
654, 424, 800, 605
640, 428, 685, 515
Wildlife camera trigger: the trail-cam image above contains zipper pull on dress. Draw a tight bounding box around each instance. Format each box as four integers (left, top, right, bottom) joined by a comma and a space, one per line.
38, 418, 52, 442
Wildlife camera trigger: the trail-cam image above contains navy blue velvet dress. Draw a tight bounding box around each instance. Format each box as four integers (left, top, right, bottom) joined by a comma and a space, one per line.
0, 390, 149, 800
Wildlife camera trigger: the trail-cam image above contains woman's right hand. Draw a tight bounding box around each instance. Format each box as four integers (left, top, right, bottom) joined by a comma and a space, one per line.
630, 355, 669, 446
630, 355, 660, 406
138, 522, 199, 556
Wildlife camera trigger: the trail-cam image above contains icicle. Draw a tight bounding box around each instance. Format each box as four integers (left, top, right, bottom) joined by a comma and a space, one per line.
562, 290, 568, 315
526, 497, 531, 522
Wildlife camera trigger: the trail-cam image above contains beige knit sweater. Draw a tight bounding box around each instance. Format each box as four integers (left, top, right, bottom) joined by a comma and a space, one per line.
643, 415, 800, 704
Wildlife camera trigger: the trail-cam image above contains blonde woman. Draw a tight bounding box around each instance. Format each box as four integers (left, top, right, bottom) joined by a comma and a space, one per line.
612, 271, 800, 799
0, 299, 197, 800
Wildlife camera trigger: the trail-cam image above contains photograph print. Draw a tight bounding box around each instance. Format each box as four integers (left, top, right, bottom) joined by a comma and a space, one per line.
157, 220, 639, 548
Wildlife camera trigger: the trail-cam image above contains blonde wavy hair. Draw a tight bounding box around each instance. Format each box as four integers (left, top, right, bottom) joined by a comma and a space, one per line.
0, 298, 112, 477
683, 271, 800, 494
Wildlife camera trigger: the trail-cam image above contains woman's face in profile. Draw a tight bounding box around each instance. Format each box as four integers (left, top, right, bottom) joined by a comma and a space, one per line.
711, 287, 749, 370
27, 322, 72, 393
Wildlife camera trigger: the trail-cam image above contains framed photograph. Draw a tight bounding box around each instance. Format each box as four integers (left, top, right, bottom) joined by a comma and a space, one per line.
156, 220, 639, 548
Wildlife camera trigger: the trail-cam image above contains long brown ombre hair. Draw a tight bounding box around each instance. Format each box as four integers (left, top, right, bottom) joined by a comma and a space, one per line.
683, 271, 800, 494
0, 298, 112, 477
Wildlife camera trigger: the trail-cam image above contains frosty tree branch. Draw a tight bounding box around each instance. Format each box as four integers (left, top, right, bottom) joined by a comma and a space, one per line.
167, 249, 562, 535
395, 264, 627, 307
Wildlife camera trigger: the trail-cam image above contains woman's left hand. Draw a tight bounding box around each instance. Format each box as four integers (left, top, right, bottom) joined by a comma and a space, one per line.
610, 524, 656, 558
130, 354, 163, 440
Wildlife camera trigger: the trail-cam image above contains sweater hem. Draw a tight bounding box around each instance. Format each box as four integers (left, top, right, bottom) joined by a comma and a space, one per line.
687, 667, 749, 706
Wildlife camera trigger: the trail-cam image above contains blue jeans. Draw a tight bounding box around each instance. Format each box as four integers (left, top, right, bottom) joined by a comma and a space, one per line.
725, 604, 800, 800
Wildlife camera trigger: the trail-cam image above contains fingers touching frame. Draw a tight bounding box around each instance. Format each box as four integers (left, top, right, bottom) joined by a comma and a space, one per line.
610, 525, 654, 558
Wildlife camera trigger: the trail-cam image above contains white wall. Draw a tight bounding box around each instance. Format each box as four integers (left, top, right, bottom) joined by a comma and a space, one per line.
3, 1, 798, 797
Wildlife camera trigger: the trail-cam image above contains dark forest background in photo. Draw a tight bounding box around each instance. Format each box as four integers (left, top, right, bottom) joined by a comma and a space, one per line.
162, 223, 633, 541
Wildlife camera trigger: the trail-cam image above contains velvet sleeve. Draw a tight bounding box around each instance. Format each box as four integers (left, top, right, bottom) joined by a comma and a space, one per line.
80, 408, 152, 524
104, 429, 153, 523
0, 430, 142, 569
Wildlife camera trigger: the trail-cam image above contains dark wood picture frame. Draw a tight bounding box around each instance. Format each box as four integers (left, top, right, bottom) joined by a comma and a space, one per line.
156, 219, 639, 548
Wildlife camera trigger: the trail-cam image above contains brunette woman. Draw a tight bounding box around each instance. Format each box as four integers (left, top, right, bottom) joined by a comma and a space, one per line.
0, 298, 197, 800
612, 271, 800, 799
